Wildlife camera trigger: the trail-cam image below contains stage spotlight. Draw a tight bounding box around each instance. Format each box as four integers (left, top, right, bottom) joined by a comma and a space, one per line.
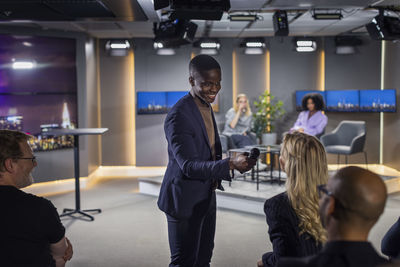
366, 11, 400, 41
153, 19, 198, 48
295, 38, 317, 52
105, 40, 131, 56
154, 0, 230, 20
273, 10, 289, 36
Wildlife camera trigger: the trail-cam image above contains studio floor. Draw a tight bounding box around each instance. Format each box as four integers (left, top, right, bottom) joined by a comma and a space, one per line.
45, 174, 400, 267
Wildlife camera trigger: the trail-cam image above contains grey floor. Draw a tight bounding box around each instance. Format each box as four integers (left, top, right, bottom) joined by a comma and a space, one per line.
47, 177, 400, 267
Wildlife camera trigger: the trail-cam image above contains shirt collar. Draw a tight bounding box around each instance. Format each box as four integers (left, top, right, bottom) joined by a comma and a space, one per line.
190, 88, 210, 108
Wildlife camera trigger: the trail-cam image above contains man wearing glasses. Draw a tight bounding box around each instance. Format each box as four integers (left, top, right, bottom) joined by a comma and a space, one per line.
158, 55, 256, 267
277, 166, 391, 267
0, 130, 73, 267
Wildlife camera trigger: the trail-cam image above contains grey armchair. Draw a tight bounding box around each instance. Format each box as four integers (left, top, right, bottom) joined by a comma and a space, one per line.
320, 120, 367, 167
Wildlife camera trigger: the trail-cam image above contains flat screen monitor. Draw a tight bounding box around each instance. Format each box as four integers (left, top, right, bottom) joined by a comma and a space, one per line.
360, 89, 397, 112
326, 90, 359, 112
167, 91, 188, 109
137, 91, 188, 114
0, 34, 77, 151
295, 90, 326, 111
137, 92, 167, 114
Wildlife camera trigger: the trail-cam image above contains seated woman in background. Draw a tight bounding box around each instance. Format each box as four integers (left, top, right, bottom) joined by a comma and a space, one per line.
222, 94, 255, 148
258, 132, 328, 267
291, 93, 327, 137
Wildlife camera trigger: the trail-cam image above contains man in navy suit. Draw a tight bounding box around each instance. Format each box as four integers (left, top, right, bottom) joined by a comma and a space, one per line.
277, 166, 390, 267
158, 55, 256, 267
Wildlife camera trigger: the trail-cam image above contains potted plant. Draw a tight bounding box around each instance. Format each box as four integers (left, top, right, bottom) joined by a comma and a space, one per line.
252, 92, 285, 145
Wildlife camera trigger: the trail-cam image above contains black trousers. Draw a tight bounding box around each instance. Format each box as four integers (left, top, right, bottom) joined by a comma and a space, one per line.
166, 193, 216, 267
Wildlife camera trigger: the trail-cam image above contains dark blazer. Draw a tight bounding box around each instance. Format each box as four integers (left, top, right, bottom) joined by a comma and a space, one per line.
277, 241, 390, 267
382, 217, 400, 259
262, 192, 322, 267
157, 94, 231, 220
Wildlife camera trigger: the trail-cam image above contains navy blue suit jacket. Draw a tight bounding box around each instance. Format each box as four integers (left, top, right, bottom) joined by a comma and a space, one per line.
157, 94, 231, 219
262, 192, 322, 267
382, 217, 400, 259
277, 241, 390, 267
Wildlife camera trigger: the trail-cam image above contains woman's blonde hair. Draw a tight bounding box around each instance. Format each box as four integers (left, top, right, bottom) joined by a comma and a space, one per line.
234, 94, 252, 116
281, 132, 328, 244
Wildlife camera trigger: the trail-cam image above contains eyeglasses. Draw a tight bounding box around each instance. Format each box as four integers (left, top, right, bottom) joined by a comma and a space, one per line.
16, 156, 36, 164
317, 184, 363, 217
317, 184, 333, 198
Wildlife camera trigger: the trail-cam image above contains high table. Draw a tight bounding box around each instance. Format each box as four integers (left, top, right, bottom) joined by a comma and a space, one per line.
43, 128, 108, 221
228, 145, 283, 190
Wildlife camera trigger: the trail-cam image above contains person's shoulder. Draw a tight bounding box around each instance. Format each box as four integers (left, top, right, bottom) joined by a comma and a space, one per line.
170, 93, 191, 110
16, 190, 55, 211
26, 192, 55, 208
264, 192, 290, 214
227, 108, 235, 113
166, 94, 192, 120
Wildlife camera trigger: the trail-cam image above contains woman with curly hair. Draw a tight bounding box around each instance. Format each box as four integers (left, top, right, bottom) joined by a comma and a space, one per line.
257, 132, 328, 267
290, 93, 327, 138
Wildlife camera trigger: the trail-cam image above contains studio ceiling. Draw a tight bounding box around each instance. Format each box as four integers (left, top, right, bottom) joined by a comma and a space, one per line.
0, 0, 398, 38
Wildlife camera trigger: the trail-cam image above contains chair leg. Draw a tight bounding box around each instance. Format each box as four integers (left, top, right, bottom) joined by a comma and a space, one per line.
364, 151, 368, 170
337, 154, 340, 170
345, 155, 348, 165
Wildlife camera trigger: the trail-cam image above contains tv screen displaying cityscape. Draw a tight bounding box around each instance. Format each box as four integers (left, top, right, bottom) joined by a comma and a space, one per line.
137, 91, 188, 114
295, 90, 326, 111
326, 90, 360, 112
0, 34, 77, 151
360, 89, 397, 112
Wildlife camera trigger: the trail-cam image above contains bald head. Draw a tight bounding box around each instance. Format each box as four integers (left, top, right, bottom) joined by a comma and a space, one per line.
330, 166, 387, 225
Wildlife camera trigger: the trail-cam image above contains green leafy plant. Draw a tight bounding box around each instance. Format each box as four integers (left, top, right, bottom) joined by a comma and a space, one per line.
252, 92, 285, 141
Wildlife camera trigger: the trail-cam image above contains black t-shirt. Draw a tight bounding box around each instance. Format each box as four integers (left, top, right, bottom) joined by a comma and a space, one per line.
0, 185, 65, 266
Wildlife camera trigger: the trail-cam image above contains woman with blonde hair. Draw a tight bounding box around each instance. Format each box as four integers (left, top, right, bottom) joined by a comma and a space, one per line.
222, 94, 255, 147
257, 132, 328, 267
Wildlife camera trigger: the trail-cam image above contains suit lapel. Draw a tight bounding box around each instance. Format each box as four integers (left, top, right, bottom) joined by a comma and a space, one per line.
187, 95, 212, 153
211, 109, 222, 160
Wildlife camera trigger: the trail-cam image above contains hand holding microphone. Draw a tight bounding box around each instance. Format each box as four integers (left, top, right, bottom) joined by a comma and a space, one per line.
229, 148, 259, 174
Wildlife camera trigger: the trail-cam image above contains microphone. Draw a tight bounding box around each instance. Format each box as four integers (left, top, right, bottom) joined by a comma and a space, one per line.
249, 148, 260, 160
236, 148, 260, 175
241, 108, 246, 113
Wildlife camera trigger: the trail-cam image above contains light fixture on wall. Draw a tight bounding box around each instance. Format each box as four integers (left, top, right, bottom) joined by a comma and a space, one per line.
312, 9, 343, 20
241, 38, 266, 55
12, 60, 36, 69
229, 13, 259, 22
335, 36, 362, 55
153, 41, 176, 55
105, 40, 131, 56
193, 39, 221, 55
295, 38, 317, 52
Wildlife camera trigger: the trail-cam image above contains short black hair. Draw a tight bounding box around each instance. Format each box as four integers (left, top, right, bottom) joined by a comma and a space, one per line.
302, 93, 325, 111
189, 54, 221, 75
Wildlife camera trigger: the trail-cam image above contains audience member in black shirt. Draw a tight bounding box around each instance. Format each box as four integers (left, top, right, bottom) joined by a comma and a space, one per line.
0, 130, 73, 266
258, 132, 328, 267
382, 217, 400, 259
277, 166, 390, 267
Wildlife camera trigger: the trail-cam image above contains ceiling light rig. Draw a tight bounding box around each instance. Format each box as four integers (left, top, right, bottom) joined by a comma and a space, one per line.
228, 13, 261, 22
312, 9, 343, 20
